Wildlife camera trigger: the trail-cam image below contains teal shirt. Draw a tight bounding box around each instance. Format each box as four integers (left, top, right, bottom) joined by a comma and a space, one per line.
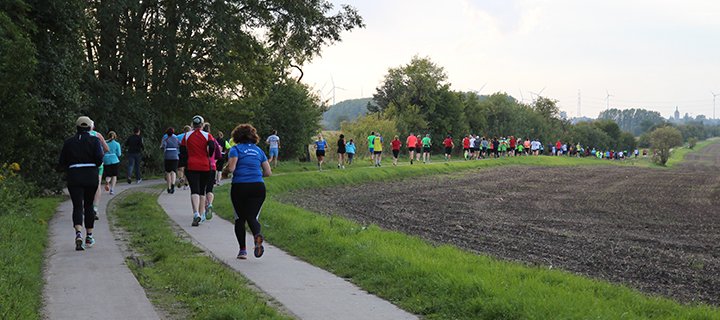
103, 140, 122, 165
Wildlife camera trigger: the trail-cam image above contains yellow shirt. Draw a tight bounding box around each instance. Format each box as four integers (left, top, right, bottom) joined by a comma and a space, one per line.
373, 136, 383, 151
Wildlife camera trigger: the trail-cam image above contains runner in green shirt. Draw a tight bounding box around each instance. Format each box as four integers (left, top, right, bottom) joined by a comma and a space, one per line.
367, 131, 376, 163
421, 134, 432, 163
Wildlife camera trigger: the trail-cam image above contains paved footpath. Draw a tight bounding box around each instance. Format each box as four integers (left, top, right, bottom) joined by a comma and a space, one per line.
158, 188, 418, 320
43, 181, 161, 320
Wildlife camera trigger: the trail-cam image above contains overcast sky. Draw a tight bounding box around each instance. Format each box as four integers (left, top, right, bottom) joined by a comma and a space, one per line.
301, 0, 720, 119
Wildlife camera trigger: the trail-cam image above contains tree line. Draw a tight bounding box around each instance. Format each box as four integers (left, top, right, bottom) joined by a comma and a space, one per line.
0, 0, 364, 190
340, 56, 719, 159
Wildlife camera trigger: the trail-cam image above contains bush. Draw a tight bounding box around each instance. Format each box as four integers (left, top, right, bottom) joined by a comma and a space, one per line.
0, 163, 33, 217
649, 127, 683, 166
687, 137, 698, 149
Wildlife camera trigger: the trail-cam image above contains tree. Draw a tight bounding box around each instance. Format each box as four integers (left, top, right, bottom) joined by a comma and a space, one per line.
649, 126, 683, 166
81, 0, 364, 161
0, 0, 86, 191
255, 80, 325, 160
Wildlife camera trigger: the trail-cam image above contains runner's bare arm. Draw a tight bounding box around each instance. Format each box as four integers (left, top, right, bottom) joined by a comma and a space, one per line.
96, 132, 110, 152
261, 161, 272, 177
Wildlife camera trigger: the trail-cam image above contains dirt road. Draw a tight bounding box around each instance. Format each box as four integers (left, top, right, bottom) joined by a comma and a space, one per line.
283, 142, 720, 305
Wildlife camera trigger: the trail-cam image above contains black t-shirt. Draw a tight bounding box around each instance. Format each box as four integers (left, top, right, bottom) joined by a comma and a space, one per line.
126, 134, 144, 153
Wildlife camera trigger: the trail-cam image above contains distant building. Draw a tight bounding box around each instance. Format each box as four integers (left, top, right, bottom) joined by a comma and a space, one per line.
674, 106, 680, 121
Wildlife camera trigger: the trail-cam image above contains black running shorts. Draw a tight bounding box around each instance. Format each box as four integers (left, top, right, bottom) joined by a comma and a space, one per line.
186, 170, 210, 195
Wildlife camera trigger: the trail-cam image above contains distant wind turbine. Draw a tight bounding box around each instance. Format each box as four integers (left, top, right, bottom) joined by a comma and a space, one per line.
529, 87, 546, 102
325, 75, 345, 106
605, 90, 613, 111
711, 91, 719, 120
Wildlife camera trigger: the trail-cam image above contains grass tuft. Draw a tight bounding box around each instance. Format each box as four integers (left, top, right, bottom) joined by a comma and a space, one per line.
0, 197, 62, 320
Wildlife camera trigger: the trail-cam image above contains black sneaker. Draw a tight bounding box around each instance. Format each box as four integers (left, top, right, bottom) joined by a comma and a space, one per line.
127, 178, 132, 184
75, 236, 85, 251
253, 234, 264, 258
191, 215, 201, 227
94, 210, 99, 221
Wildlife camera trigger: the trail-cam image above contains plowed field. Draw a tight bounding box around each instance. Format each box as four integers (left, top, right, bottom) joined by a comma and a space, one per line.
282, 142, 720, 305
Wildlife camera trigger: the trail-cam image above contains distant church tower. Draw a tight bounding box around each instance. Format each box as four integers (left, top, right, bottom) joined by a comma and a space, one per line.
674, 106, 680, 121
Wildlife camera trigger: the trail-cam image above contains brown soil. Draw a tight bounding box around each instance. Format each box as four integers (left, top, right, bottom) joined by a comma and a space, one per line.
281, 142, 720, 305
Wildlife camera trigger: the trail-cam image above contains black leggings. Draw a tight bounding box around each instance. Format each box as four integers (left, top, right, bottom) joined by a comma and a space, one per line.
68, 185, 97, 229
231, 183, 266, 249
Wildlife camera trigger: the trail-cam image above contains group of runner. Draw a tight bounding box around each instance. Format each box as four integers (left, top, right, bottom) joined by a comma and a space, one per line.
60, 115, 271, 260
315, 132, 640, 168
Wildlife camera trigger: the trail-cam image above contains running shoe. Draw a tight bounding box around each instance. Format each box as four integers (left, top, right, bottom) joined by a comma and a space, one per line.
85, 235, 95, 248
206, 205, 213, 220
237, 249, 248, 260
127, 178, 132, 184
94, 210, 99, 221
109, 189, 115, 195
167, 188, 171, 194
170, 185, 175, 194
137, 179, 143, 184
191, 214, 201, 227
200, 213, 207, 223
253, 234, 264, 258
75, 236, 85, 251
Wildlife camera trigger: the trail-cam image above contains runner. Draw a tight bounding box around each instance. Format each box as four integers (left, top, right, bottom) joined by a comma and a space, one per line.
226, 123, 271, 259
89, 122, 110, 221
314, 134, 327, 171
524, 138, 531, 156
215, 131, 230, 185
469, 135, 476, 160
481, 136, 489, 159
103, 131, 121, 195
422, 134, 432, 163
125, 127, 144, 184
509, 136, 516, 157
391, 135, 401, 166
337, 134, 346, 169
555, 140, 563, 156
179, 115, 216, 227
406, 132, 418, 165
176, 125, 191, 190
415, 134, 423, 162
161, 127, 179, 194
266, 130, 280, 168
367, 131, 376, 162
346, 139, 356, 165
443, 135, 454, 161
203, 123, 222, 220
516, 139, 525, 155
59, 116, 104, 250
499, 137, 508, 157
373, 133, 384, 167
492, 137, 499, 158
462, 135, 471, 160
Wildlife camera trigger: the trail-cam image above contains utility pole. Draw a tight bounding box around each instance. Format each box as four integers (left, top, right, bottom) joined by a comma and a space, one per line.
712, 92, 719, 120
577, 89, 581, 118
605, 90, 613, 111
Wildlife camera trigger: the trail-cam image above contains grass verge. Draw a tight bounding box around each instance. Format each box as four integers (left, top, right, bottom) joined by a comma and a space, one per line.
110, 191, 291, 320
211, 153, 720, 319
0, 197, 62, 320
666, 137, 719, 167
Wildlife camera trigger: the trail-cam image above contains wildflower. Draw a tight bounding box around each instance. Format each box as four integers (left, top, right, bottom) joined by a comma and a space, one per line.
9, 162, 20, 172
